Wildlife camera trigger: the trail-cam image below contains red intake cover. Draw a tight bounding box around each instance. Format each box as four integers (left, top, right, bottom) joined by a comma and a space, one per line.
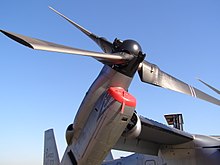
107, 87, 136, 107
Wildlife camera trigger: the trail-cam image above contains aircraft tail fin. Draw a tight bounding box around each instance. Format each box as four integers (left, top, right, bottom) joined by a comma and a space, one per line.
43, 129, 60, 165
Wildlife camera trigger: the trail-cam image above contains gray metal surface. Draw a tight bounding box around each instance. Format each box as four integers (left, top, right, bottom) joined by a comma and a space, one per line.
114, 116, 193, 155
72, 65, 133, 142
198, 78, 220, 95
0, 30, 131, 65
102, 153, 162, 165
138, 61, 220, 106
49, 7, 113, 54
44, 129, 60, 165
1, 6, 220, 165
1, 8, 220, 106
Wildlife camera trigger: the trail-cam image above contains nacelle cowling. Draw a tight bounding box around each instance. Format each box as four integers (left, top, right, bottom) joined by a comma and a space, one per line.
66, 124, 74, 145
122, 112, 141, 138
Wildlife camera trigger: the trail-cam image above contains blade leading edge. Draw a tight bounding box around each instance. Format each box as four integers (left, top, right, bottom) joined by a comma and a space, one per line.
138, 60, 220, 106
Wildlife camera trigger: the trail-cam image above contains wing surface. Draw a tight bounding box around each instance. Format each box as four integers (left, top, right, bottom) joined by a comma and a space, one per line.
114, 116, 193, 155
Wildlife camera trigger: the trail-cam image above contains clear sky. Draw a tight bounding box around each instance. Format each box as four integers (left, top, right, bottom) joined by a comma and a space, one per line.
1, 0, 220, 165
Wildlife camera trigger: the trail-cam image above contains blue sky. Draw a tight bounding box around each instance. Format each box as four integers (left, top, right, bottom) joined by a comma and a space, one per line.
1, 0, 220, 164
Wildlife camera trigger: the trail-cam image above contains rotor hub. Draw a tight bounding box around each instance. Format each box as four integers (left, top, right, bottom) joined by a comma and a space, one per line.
113, 39, 142, 56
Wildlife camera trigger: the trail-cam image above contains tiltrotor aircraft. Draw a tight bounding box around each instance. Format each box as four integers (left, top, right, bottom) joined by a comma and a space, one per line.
1, 7, 220, 165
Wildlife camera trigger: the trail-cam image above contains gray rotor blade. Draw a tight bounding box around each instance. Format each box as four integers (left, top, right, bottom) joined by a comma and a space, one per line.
138, 60, 220, 106
49, 6, 113, 53
0, 30, 131, 64
197, 79, 220, 95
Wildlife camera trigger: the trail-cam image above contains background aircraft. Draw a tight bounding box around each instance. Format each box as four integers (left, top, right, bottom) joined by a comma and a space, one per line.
1, 1, 220, 165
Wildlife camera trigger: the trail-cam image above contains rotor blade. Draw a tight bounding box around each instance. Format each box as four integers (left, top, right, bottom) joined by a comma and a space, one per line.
197, 79, 220, 95
0, 30, 131, 64
138, 60, 220, 106
49, 6, 114, 53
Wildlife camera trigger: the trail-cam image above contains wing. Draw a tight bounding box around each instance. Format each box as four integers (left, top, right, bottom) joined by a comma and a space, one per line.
114, 116, 193, 155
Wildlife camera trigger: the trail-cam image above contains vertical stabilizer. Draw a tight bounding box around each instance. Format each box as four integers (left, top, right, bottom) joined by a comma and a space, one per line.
44, 129, 60, 165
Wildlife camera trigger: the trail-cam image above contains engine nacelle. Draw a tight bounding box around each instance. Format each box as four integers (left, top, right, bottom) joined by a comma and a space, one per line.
122, 112, 141, 138
66, 124, 74, 145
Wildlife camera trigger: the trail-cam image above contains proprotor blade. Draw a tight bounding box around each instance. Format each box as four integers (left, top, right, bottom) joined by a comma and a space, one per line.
49, 6, 114, 53
138, 60, 220, 106
0, 30, 131, 64
198, 79, 220, 95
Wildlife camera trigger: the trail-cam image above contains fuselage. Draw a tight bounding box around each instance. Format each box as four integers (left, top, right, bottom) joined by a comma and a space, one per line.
102, 135, 220, 165
160, 134, 220, 165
